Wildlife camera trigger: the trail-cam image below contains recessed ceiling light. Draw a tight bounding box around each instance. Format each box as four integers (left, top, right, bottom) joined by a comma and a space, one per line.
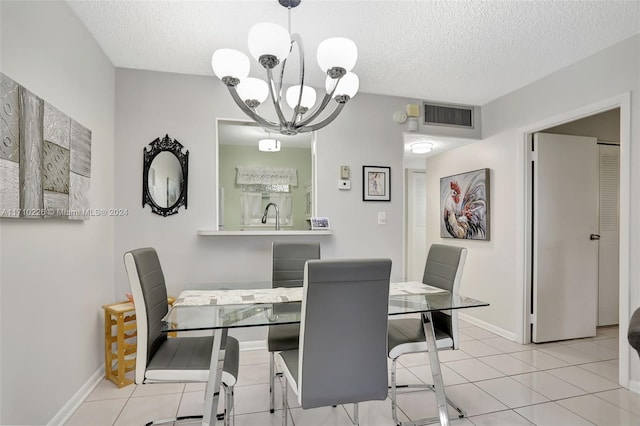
410, 142, 433, 154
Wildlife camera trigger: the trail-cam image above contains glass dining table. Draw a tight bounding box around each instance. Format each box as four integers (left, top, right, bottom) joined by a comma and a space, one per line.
162, 281, 489, 426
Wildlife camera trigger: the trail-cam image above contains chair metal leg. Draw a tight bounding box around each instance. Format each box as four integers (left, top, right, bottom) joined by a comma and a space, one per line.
223, 384, 234, 426
352, 403, 359, 426
270, 352, 276, 413
390, 358, 401, 426
422, 312, 449, 426
282, 375, 289, 426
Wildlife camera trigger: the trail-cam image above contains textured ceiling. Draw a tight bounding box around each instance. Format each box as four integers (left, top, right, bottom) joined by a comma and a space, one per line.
67, 0, 640, 107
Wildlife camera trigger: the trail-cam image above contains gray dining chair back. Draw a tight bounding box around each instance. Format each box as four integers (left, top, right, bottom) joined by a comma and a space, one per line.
267, 242, 320, 412
124, 247, 239, 426
387, 244, 468, 425
276, 258, 392, 425
272, 242, 321, 288
629, 307, 640, 358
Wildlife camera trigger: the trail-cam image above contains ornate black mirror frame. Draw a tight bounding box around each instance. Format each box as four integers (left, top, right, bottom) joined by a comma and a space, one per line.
142, 134, 189, 217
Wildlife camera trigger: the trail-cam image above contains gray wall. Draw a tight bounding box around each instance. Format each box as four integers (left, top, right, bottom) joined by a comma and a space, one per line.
426, 35, 640, 386
114, 67, 413, 301
0, 1, 115, 424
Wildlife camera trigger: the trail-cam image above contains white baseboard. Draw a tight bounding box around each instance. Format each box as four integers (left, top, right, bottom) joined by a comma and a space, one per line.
458, 313, 518, 341
239, 340, 267, 351
48, 366, 104, 426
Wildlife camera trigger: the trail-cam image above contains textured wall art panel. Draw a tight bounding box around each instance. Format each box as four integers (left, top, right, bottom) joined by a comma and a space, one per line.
0, 159, 20, 216
19, 87, 44, 216
70, 119, 91, 178
43, 190, 69, 218
43, 101, 70, 149
42, 140, 70, 194
0, 72, 92, 220
0, 74, 20, 162
69, 172, 90, 220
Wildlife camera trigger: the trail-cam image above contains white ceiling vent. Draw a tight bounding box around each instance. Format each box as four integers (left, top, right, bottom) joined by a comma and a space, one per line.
423, 102, 474, 129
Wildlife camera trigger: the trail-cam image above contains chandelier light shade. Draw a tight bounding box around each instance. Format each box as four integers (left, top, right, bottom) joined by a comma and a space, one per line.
211, 0, 358, 135
259, 138, 282, 152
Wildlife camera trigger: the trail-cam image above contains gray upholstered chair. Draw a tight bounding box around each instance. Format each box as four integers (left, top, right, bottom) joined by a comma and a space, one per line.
124, 247, 239, 426
629, 307, 640, 358
387, 244, 468, 424
276, 258, 392, 426
267, 242, 320, 412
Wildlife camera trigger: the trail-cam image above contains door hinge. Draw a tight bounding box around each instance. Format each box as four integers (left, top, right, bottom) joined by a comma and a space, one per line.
528, 313, 536, 325
529, 151, 538, 162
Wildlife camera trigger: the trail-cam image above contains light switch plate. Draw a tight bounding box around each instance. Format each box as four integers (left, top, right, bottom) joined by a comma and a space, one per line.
340, 165, 350, 179
378, 212, 386, 225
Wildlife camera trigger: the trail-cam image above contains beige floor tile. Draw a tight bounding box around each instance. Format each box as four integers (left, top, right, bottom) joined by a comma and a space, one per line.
594, 388, 640, 417
477, 354, 539, 375
394, 387, 461, 421
239, 349, 271, 365
130, 382, 185, 397
515, 402, 595, 426
235, 362, 270, 386
84, 379, 135, 401
445, 358, 504, 382
233, 409, 294, 426
578, 360, 619, 382
468, 409, 535, 426
593, 337, 619, 349
482, 337, 534, 353
558, 394, 640, 425
509, 349, 570, 370
407, 363, 468, 386
511, 371, 587, 400
459, 340, 503, 357
538, 345, 600, 365
564, 341, 618, 361
475, 377, 549, 408
443, 383, 509, 417
288, 405, 357, 426
65, 399, 127, 426
114, 393, 181, 426
546, 366, 620, 393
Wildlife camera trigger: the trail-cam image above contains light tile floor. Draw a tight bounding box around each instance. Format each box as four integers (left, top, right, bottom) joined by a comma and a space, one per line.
66, 322, 640, 426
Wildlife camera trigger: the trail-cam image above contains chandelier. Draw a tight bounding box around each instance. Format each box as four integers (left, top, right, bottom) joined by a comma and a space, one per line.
211, 0, 358, 136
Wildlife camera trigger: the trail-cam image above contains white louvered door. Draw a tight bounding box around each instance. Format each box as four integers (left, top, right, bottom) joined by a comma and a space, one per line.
597, 144, 620, 326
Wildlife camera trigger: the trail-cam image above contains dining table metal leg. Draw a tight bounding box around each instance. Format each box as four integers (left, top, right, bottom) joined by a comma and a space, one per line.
203, 329, 227, 426
421, 312, 450, 426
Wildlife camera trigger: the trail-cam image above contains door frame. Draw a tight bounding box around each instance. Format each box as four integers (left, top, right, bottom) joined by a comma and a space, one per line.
516, 93, 631, 386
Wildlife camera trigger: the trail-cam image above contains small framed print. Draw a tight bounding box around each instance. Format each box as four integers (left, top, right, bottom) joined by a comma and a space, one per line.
310, 217, 330, 230
363, 166, 391, 201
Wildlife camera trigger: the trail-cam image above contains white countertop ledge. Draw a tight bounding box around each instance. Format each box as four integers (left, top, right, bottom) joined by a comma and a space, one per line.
198, 229, 334, 236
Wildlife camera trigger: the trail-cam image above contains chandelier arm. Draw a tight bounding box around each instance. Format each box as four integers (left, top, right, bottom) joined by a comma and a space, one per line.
266, 67, 289, 126
297, 90, 334, 127
297, 102, 346, 132
227, 86, 281, 132
296, 74, 340, 127
289, 33, 305, 125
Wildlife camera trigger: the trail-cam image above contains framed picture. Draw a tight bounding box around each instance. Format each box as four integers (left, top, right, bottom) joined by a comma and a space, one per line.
440, 168, 490, 240
310, 217, 330, 230
363, 166, 391, 201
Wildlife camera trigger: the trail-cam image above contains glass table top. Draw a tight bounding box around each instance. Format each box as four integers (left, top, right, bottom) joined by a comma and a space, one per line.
162, 282, 489, 332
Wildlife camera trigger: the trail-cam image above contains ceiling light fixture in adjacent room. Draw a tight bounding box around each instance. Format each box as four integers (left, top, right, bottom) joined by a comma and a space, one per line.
259, 138, 281, 152
410, 142, 433, 154
211, 0, 359, 136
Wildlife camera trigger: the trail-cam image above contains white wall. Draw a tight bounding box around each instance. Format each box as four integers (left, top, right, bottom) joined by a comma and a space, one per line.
0, 1, 115, 424
114, 69, 415, 340
426, 35, 640, 385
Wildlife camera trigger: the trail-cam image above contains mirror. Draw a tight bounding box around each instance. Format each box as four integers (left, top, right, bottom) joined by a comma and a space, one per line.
143, 134, 189, 216
217, 119, 315, 230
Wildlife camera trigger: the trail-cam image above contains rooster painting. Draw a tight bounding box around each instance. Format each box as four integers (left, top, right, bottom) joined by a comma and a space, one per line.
440, 169, 489, 240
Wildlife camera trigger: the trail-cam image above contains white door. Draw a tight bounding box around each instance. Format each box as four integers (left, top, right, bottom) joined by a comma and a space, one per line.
533, 133, 599, 342
406, 169, 427, 281
597, 145, 620, 326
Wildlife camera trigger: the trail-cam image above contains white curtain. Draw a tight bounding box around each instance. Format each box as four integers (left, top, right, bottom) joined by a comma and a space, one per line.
269, 193, 293, 226
236, 166, 298, 186
240, 193, 262, 225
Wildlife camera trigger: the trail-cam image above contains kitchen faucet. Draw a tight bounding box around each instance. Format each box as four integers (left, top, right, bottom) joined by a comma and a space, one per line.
262, 202, 280, 230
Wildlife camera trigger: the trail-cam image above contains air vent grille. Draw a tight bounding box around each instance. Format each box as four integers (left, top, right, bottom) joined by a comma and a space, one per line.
423, 102, 474, 128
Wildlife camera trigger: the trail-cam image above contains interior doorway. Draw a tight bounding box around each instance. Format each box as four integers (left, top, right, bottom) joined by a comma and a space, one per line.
528, 109, 620, 343
519, 93, 631, 386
